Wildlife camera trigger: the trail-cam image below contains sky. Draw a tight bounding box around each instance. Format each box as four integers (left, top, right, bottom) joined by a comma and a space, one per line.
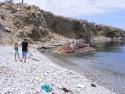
1, 0, 125, 30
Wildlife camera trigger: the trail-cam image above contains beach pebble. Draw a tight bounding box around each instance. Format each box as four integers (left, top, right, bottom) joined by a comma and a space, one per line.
77, 84, 85, 88
0, 46, 116, 94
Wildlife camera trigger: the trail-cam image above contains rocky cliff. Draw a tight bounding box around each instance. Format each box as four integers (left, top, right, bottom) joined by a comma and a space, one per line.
0, 2, 124, 44
0, 2, 51, 44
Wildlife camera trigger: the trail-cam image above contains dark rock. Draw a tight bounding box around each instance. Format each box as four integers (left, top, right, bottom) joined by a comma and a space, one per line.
91, 84, 96, 87
60, 87, 72, 93
5, 91, 13, 94
41, 46, 51, 49
5, 27, 11, 33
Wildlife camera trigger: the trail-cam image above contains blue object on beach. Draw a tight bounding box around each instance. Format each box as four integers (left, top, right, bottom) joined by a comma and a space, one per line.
41, 83, 52, 92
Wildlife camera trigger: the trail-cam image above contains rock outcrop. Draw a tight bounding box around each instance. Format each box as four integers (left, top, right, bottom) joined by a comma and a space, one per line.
0, 2, 51, 44
0, 2, 124, 44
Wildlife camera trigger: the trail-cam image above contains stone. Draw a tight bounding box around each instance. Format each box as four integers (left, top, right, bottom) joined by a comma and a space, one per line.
91, 84, 96, 87
77, 84, 85, 88
60, 87, 72, 93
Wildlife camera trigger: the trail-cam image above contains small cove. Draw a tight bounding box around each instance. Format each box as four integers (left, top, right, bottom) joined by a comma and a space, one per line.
40, 41, 125, 94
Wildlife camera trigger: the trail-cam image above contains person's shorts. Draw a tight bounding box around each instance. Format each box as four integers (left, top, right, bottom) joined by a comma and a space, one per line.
15, 50, 19, 55
22, 51, 28, 57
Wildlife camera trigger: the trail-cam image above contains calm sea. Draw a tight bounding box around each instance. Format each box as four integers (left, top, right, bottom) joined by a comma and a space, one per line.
42, 41, 125, 94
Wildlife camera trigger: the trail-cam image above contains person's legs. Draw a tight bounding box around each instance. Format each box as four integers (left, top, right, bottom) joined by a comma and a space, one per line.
24, 51, 28, 63
22, 51, 24, 62
24, 56, 26, 63
15, 50, 18, 61
17, 52, 21, 61
22, 51, 28, 63
15, 53, 17, 61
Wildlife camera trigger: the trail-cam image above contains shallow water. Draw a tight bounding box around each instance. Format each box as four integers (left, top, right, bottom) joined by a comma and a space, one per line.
42, 41, 125, 94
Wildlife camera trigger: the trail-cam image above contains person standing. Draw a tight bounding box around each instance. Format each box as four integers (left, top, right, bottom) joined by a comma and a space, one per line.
14, 43, 20, 61
21, 39, 28, 63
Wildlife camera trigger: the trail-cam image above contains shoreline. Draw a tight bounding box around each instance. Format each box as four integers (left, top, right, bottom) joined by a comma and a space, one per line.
0, 45, 116, 94
41, 52, 95, 81
41, 51, 118, 93
41, 41, 125, 94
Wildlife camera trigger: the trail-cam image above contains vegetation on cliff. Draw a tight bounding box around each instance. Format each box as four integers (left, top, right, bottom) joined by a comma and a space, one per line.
0, 2, 124, 44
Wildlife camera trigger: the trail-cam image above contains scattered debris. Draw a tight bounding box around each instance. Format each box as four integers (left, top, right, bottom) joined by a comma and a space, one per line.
28, 57, 39, 62
40, 83, 52, 92
60, 87, 72, 93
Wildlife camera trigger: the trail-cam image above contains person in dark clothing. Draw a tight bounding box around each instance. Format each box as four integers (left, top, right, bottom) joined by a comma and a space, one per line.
21, 39, 28, 63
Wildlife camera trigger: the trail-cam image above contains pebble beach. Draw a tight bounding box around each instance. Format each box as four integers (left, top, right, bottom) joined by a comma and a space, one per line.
0, 45, 116, 94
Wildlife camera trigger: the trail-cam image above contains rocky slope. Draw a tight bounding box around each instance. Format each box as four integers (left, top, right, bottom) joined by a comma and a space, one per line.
0, 2, 51, 44
0, 2, 124, 44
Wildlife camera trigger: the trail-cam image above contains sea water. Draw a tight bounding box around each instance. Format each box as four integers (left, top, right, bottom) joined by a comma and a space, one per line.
65, 42, 125, 94
43, 41, 125, 94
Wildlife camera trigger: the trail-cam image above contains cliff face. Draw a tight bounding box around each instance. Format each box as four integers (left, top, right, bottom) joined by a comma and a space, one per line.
43, 11, 125, 43
0, 2, 124, 44
43, 12, 86, 39
0, 3, 51, 43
